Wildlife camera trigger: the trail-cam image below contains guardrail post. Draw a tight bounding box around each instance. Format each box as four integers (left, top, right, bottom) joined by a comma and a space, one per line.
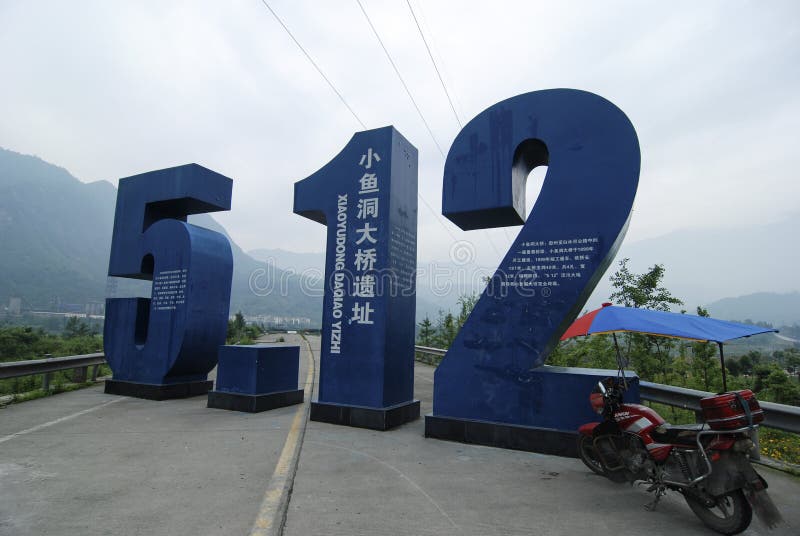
91, 364, 100, 381
750, 429, 761, 461
41, 354, 53, 391
72, 366, 88, 383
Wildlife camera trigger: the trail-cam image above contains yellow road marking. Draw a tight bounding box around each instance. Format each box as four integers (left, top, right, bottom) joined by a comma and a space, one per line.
250, 336, 316, 536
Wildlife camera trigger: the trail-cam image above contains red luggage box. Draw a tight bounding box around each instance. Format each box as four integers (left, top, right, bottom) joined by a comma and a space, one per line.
700, 389, 764, 430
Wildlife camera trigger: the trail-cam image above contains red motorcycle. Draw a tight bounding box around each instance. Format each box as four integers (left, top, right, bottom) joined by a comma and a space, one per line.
577, 377, 782, 535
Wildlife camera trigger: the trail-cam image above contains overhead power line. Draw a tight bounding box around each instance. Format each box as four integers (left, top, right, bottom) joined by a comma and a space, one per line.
258, 0, 455, 242
255, 1, 484, 251
353, 0, 471, 246
401, 1, 504, 257
405, 0, 462, 129
355, 0, 446, 158
258, 0, 366, 129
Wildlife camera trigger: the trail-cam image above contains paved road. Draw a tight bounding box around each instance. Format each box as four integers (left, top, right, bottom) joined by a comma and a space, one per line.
286, 337, 800, 536
1, 334, 798, 536
0, 334, 311, 536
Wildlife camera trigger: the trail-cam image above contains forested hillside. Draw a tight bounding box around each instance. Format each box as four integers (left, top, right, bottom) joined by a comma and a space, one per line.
0, 147, 321, 322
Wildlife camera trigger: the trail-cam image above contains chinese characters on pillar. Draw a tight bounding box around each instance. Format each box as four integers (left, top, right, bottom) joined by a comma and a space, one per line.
352, 147, 381, 326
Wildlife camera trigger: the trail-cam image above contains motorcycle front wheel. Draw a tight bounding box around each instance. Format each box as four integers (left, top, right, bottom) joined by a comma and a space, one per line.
685, 489, 752, 535
577, 435, 605, 476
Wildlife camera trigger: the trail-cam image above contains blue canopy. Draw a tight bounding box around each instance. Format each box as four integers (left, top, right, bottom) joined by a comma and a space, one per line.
561, 304, 778, 343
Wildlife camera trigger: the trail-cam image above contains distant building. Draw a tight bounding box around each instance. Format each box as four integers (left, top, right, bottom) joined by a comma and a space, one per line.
85, 302, 105, 316
60, 303, 85, 314
245, 314, 314, 329
8, 297, 21, 315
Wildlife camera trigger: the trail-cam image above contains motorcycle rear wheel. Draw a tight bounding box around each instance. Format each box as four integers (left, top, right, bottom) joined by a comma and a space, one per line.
685, 489, 752, 535
577, 435, 605, 476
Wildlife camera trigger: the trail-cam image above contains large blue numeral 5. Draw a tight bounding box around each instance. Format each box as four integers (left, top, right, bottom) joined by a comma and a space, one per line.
104, 164, 234, 388
432, 89, 640, 431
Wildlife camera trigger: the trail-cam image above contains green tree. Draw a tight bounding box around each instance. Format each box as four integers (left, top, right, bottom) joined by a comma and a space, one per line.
690, 307, 721, 391
456, 294, 478, 328
549, 334, 617, 369
726, 358, 742, 377
738, 351, 762, 376
226, 311, 259, 344
63, 317, 92, 338
752, 363, 777, 393
671, 354, 691, 387
435, 311, 458, 349
417, 316, 435, 346
233, 311, 246, 333
772, 350, 787, 368
608, 259, 684, 381
762, 370, 800, 405
783, 348, 800, 375
0, 326, 56, 362
609, 258, 684, 311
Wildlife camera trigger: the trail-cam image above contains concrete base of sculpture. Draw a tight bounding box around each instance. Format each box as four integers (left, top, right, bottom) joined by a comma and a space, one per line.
207, 344, 302, 413
429, 367, 640, 457
310, 399, 420, 431
207, 389, 304, 413
425, 415, 579, 458
104, 379, 212, 400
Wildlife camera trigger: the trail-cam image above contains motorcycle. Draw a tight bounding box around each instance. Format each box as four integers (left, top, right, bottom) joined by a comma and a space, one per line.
577, 377, 782, 535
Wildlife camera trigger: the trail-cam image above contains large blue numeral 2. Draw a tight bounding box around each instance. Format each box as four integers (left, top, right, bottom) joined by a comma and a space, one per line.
104, 164, 233, 396
428, 90, 641, 452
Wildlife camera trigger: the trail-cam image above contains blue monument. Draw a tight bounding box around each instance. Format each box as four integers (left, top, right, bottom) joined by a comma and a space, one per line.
294, 126, 419, 430
104, 164, 234, 400
208, 344, 304, 413
425, 89, 641, 455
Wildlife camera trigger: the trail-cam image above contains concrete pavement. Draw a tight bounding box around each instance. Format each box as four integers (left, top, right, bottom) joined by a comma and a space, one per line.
0, 334, 311, 536
1, 333, 798, 535
285, 336, 800, 536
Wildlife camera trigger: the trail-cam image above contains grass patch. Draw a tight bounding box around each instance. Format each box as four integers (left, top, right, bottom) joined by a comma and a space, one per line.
759, 428, 800, 466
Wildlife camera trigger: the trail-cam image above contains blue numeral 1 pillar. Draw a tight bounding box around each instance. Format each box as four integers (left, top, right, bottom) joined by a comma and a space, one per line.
294, 126, 419, 430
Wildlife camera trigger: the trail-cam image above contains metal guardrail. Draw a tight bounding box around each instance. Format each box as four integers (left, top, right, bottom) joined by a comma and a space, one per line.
0, 353, 106, 389
414, 345, 800, 434
414, 345, 446, 357
639, 381, 800, 434
4, 347, 799, 434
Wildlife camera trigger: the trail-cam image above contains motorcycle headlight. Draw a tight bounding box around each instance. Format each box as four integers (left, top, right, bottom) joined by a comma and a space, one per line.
590, 392, 604, 414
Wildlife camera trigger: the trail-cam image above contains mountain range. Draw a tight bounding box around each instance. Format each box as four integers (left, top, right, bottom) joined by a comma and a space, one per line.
0, 147, 318, 322
587, 213, 800, 318
704, 292, 800, 328
1, 146, 797, 330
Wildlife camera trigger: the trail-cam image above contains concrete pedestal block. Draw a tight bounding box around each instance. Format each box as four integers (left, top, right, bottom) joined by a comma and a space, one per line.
428, 367, 639, 457
207, 344, 303, 413
104, 379, 212, 400
311, 399, 420, 431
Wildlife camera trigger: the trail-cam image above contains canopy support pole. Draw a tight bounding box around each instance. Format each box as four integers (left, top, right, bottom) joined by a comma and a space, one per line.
718, 342, 728, 393
612, 333, 628, 390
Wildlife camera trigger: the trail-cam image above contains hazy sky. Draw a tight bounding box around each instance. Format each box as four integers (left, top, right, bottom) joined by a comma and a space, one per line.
1, 0, 798, 267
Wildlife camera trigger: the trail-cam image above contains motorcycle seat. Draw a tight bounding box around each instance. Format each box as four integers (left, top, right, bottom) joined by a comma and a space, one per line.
651, 423, 706, 446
